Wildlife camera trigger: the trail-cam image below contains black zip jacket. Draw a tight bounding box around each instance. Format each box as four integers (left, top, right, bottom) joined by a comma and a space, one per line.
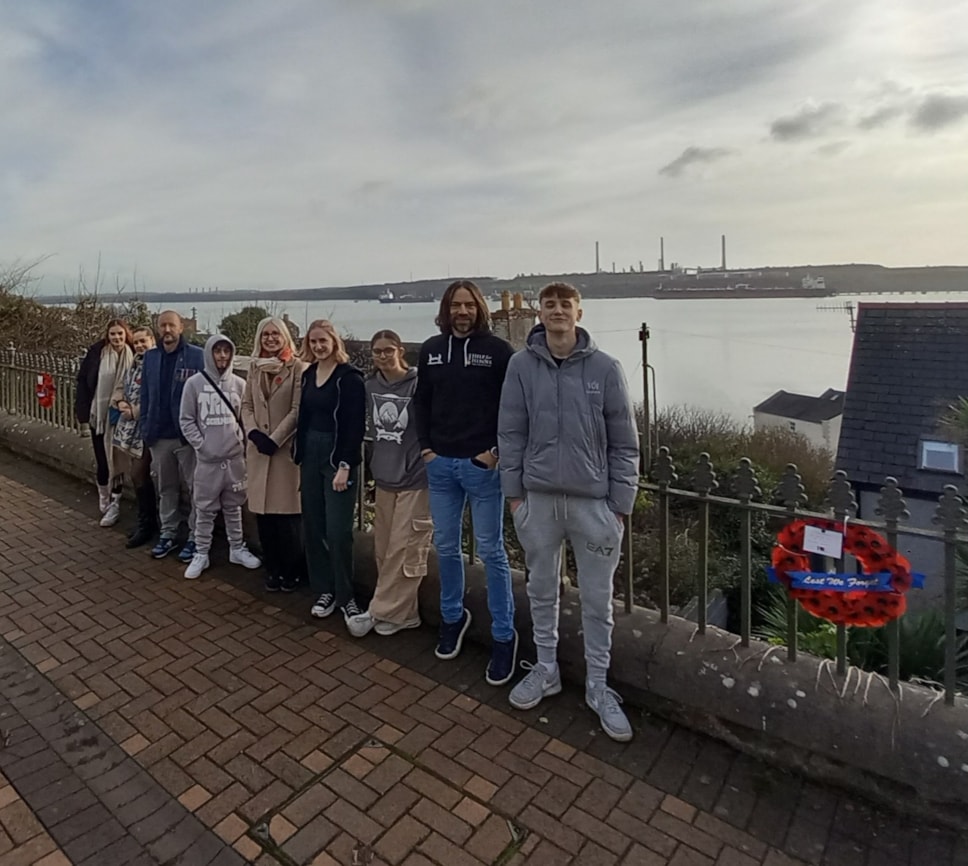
414, 330, 513, 458
293, 362, 365, 468
75, 341, 103, 424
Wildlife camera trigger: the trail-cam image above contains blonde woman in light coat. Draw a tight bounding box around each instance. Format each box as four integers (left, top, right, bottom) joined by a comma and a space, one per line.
242, 316, 307, 592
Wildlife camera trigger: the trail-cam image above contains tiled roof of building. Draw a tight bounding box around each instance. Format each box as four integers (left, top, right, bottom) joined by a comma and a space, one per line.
754, 388, 845, 423
835, 303, 968, 494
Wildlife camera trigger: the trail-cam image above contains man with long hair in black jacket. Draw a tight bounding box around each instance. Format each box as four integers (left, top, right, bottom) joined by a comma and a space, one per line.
414, 280, 517, 686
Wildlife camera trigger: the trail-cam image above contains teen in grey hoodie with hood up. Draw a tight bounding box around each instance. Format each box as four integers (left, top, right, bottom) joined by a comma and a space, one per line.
178, 334, 261, 580
498, 282, 639, 742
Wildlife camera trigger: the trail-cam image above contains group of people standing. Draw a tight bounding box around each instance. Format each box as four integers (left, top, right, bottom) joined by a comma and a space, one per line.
75, 278, 639, 741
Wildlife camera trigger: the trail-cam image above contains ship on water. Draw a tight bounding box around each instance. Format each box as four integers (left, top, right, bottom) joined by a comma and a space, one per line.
378, 289, 435, 304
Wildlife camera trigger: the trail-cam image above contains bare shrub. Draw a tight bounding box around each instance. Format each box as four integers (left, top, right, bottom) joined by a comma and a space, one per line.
1, 258, 153, 355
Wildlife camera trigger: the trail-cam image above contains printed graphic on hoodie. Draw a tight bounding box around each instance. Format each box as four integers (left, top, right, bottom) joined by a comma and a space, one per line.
372, 393, 411, 445
198, 392, 239, 428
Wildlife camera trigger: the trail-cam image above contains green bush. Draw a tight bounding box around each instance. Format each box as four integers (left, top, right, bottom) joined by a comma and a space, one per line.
756, 585, 968, 690
628, 405, 834, 622
218, 306, 270, 355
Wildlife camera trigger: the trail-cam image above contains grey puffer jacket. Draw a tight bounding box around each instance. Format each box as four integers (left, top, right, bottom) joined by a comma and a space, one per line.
498, 325, 639, 515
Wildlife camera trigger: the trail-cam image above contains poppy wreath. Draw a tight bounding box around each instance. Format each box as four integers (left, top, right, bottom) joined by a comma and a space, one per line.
771, 517, 912, 627
35, 372, 55, 409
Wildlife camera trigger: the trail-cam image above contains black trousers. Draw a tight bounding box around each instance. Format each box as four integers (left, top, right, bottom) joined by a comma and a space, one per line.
90, 429, 121, 489
256, 514, 304, 580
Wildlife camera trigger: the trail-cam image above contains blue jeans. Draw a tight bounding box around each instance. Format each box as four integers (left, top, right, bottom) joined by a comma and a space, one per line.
425, 456, 515, 642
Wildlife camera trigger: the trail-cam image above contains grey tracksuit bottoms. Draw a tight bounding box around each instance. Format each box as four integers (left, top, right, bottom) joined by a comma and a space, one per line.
193, 455, 247, 556
512, 491, 623, 685
150, 438, 196, 540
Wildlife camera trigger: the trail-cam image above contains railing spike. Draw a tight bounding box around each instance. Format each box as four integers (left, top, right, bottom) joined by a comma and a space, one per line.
693, 452, 718, 496
825, 469, 857, 516
875, 477, 910, 524
776, 464, 807, 509
733, 457, 761, 503
933, 485, 968, 532
652, 446, 678, 488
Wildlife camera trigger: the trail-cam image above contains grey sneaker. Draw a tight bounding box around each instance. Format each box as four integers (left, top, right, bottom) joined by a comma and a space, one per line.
509, 662, 562, 711
585, 685, 633, 742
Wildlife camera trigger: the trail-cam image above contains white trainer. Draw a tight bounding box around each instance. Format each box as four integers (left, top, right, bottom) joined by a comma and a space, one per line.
99, 494, 121, 527
346, 611, 375, 638
184, 553, 210, 580
229, 546, 261, 569
374, 617, 421, 636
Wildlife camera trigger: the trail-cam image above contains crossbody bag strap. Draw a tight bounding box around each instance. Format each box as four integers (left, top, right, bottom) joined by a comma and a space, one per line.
201, 371, 244, 434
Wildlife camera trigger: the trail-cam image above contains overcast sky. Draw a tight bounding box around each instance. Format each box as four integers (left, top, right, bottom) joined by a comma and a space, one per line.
4, 0, 967, 294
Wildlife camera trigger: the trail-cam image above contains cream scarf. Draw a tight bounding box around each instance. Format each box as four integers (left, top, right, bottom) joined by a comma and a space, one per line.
92, 344, 133, 434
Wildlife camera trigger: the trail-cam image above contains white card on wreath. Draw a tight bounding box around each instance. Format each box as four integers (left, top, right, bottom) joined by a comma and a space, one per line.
802, 525, 844, 559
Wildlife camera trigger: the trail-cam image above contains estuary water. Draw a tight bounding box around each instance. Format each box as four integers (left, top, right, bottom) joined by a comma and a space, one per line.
176, 292, 965, 420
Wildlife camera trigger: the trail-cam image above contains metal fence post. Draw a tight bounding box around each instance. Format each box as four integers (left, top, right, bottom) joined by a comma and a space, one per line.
735, 459, 761, 648
693, 454, 718, 635
934, 485, 966, 706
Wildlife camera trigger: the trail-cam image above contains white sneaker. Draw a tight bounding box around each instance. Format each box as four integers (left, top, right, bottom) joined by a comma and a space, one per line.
99, 495, 121, 527
586, 685, 633, 742
97, 484, 111, 514
184, 553, 210, 580
374, 617, 421, 636
229, 545, 261, 569
346, 611, 375, 638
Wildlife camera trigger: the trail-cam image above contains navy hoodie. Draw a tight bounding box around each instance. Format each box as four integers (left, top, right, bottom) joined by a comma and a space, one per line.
414, 330, 512, 459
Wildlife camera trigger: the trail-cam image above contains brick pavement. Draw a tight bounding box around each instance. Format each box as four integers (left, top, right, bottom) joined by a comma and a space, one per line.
0, 769, 72, 865
0, 452, 965, 865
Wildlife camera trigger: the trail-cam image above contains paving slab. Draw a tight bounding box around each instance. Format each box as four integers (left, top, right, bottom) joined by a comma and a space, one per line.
0, 450, 964, 865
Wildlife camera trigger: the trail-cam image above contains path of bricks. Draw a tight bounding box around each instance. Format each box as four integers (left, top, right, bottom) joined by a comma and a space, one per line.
0, 449, 964, 865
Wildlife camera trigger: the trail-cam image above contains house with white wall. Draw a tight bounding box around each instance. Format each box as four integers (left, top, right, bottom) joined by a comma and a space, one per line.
753, 388, 844, 453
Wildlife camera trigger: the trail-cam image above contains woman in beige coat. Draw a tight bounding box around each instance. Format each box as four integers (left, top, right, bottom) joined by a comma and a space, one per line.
242, 316, 307, 592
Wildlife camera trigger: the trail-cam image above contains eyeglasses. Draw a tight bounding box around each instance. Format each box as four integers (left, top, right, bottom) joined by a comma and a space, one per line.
371, 348, 398, 358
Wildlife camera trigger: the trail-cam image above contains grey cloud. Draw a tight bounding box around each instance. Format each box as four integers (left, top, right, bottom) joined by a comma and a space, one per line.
911, 93, 968, 131
659, 147, 732, 178
816, 141, 850, 157
858, 105, 904, 130
770, 102, 843, 141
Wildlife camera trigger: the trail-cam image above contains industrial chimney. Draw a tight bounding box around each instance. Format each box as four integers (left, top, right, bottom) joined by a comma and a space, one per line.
721, 234, 726, 271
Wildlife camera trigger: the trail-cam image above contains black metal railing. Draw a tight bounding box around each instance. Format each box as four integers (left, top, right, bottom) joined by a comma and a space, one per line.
0, 348, 83, 433
4, 346, 967, 705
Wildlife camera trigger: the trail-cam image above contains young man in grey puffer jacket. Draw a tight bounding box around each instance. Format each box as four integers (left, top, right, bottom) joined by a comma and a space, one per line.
498, 282, 639, 741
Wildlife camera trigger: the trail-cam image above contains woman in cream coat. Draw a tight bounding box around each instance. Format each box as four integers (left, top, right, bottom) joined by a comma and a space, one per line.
242, 316, 307, 591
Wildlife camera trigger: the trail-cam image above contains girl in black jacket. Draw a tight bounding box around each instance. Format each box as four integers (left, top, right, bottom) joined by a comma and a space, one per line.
293, 320, 365, 629
75, 319, 134, 526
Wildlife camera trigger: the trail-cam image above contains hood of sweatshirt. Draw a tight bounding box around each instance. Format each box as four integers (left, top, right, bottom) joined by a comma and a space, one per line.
371, 366, 418, 391
525, 324, 598, 365
204, 333, 237, 384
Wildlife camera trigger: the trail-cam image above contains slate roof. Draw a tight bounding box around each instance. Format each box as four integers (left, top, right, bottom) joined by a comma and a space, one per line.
835, 303, 968, 495
754, 388, 844, 423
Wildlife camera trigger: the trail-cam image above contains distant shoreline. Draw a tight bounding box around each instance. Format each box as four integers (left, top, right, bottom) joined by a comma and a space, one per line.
33, 262, 968, 306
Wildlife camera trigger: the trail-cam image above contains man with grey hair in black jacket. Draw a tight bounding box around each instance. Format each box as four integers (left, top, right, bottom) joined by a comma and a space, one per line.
498, 281, 639, 741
